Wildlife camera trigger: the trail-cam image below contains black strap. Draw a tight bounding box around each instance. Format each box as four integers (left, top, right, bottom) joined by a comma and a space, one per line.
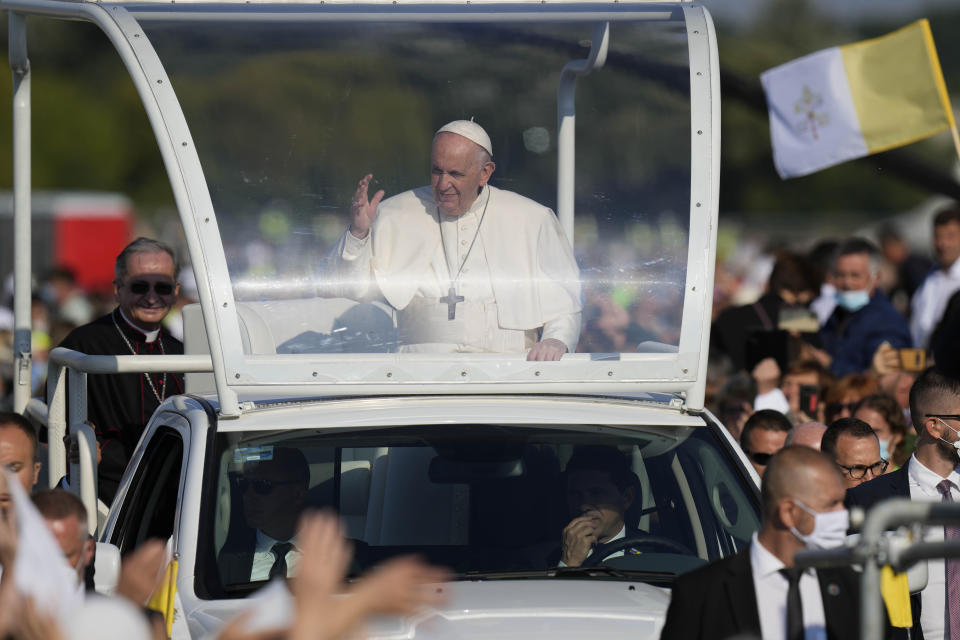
779, 567, 804, 640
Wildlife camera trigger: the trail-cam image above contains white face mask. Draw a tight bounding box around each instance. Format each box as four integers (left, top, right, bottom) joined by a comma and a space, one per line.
936, 417, 960, 457
835, 289, 870, 312
789, 499, 849, 549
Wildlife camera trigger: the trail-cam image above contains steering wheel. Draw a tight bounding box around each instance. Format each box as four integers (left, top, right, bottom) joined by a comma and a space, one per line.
580, 534, 694, 567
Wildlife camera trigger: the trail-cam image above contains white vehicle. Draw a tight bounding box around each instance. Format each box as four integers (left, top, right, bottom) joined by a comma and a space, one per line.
4, 0, 759, 637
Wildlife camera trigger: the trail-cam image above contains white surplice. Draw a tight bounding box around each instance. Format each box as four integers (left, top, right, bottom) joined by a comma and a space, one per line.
329, 184, 582, 353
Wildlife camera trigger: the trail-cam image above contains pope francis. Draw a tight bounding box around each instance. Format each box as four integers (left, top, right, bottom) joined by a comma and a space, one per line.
329, 120, 582, 361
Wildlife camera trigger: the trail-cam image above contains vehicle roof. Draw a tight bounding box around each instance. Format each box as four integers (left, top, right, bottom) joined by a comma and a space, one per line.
91, 0, 685, 4
178, 392, 705, 432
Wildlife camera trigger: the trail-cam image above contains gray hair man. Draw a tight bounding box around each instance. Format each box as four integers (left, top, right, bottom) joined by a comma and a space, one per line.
811, 238, 911, 377
58, 237, 185, 504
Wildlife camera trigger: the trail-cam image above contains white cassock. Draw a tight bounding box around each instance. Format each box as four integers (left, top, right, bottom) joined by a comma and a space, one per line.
329, 184, 582, 353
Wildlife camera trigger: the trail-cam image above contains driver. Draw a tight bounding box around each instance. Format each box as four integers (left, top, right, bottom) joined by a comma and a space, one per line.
219, 446, 311, 583
559, 446, 639, 567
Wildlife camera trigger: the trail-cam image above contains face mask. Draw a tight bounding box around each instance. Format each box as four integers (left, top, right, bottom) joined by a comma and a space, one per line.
936, 417, 960, 457
789, 499, 849, 549
878, 439, 890, 460
836, 289, 870, 312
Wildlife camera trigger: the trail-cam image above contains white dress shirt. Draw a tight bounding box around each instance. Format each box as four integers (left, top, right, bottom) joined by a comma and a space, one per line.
907, 454, 960, 640
750, 533, 827, 640
249, 529, 300, 582
910, 258, 960, 350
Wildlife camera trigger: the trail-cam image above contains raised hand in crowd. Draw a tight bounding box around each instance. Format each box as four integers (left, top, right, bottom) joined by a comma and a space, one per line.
219, 510, 448, 640
117, 538, 168, 605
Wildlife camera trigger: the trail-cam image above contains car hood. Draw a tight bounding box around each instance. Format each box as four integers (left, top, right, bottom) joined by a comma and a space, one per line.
187, 579, 669, 639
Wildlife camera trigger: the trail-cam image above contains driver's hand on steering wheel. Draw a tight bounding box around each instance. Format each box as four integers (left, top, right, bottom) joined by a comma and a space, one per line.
560, 514, 599, 567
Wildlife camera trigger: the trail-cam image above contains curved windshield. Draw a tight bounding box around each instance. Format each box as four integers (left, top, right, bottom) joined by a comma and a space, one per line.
197, 423, 758, 598
144, 15, 692, 358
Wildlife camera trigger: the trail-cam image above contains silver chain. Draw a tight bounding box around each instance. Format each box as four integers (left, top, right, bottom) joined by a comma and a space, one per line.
112, 310, 167, 405
437, 188, 491, 291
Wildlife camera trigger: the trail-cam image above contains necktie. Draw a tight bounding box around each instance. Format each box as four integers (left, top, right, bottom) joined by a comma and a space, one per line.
936, 480, 960, 639
269, 542, 294, 580
780, 567, 804, 640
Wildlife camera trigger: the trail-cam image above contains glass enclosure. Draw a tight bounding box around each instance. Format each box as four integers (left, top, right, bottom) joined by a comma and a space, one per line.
143, 14, 693, 358
198, 422, 759, 598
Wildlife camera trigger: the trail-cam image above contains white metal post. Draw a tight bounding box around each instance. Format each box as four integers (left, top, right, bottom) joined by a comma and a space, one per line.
69, 422, 98, 537
9, 12, 31, 413
46, 362, 67, 487
556, 21, 608, 247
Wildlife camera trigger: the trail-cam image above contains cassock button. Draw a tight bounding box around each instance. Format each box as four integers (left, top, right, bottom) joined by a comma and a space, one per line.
461, 240, 468, 246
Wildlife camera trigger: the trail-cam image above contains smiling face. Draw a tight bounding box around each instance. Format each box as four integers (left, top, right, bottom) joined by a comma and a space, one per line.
430, 132, 495, 217
566, 469, 634, 543
113, 250, 179, 332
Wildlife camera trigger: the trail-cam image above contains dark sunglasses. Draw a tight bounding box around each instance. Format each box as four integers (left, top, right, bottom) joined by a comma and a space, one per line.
745, 451, 774, 466
838, 459, 888, 480
127, 280, 175, 296
826, 402, 857, 415
237, 476, 298, 496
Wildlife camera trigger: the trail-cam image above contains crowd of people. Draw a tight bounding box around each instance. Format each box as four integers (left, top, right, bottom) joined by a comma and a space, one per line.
709, 204, 960, 463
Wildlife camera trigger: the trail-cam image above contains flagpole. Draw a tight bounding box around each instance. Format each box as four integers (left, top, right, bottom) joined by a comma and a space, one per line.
951, 121, 960, 167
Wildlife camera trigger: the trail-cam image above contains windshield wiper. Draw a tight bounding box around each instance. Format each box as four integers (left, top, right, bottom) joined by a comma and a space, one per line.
555, 566, 631, 579
458, 566, 668, 580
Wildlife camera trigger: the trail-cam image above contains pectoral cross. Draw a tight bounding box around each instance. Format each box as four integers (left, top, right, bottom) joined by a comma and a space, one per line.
439, 286, 465, 320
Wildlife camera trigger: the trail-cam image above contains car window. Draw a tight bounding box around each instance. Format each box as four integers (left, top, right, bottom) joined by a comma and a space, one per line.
110, 427, 184, 554
199, 423, 758, 598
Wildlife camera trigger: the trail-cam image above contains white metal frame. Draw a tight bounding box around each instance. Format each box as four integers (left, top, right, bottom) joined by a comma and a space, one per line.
5, 1, 720, 411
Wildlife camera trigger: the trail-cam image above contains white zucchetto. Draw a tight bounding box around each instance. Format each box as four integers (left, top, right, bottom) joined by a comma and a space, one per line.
435, 119, 493, 157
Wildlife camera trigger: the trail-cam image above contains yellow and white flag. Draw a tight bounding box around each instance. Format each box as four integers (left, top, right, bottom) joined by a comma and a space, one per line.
761, 19, 955, 179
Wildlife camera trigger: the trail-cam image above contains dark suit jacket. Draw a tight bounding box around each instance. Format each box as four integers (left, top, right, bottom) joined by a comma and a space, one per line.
660, 545, 862, 640
845, 463, 923, 639
217, 524, 258, 587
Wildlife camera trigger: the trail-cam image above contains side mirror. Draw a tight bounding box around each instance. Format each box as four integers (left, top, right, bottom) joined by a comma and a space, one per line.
94, 542, 121, 596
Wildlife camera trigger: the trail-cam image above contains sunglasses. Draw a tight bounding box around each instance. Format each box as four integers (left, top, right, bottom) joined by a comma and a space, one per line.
838, 459, 888, 480
126, 280, 175, 296
745, 451, 774, 466
826, 402, 857, 415
237, 476, 298, 496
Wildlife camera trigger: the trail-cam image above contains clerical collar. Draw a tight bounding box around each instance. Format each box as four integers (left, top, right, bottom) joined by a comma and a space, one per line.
117, 307, 161, 343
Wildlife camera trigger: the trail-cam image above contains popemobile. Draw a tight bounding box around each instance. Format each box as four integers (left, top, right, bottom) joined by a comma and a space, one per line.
2, 0, 767, 637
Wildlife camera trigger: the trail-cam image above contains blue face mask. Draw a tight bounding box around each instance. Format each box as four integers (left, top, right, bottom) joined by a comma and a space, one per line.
878, 439, 890, 460
836, 289, 870, 312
